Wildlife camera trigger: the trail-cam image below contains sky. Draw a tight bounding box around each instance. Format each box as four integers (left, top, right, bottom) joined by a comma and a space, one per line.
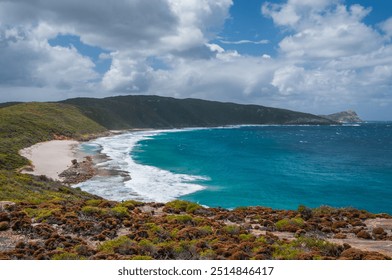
1, 0, 392, 120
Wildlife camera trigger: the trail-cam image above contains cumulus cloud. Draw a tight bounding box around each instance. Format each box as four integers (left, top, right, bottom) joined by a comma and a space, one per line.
380, 17, 392, 39
0, 0, 178, 51
258, 0, 392, 117
0, 0, 233, 98
263, 1, 380, 59
0, 23, 97, 90
219, 39, 269, 45
0, 0, 392, 119
102, 53, 153, 93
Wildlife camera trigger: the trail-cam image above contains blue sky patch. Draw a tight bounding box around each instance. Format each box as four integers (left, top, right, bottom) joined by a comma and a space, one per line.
48, 34, 111, 74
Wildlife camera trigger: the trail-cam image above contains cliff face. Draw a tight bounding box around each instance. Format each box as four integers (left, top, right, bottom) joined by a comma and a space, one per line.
321, 110, 363, 123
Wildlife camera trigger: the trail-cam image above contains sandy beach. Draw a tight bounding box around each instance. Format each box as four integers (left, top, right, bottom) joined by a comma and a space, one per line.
19, 140, 81, 181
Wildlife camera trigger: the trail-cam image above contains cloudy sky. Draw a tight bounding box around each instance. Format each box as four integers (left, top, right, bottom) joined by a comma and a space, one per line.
1, 0, 392, 120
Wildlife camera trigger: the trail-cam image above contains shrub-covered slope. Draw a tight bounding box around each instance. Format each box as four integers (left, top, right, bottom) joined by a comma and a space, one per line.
0, 102, 106, 170
0, 198, 390, 260
62, 95, 334, 129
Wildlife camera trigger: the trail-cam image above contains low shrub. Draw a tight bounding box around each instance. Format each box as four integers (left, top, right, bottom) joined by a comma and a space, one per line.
81, 206, 107, 216
165, 200, 201, 214
275, 217, 305, 231
131, 255, 153, 260
223, 225, 241, 235
167, 215, 194, 224
110, 206, 129, 218
98, 236, 134, 254
51, 252, 86, 260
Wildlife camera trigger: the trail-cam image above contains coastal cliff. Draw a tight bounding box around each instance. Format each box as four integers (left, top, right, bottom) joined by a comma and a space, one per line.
320, 110, 363, 123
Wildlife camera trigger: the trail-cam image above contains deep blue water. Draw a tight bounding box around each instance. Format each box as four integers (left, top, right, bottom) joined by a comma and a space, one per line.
131, 123, 392, 214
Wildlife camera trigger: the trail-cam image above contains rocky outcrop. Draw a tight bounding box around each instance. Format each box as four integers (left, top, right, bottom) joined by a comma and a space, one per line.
59, 157, 95, 185
320, 110, 363, 123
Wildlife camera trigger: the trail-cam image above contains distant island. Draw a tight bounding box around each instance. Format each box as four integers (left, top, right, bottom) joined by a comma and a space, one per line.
320, 110, 363, 123
0, 95, 391, 260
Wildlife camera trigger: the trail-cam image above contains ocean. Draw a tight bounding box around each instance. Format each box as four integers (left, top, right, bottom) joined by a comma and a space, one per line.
75, 123, 392, 214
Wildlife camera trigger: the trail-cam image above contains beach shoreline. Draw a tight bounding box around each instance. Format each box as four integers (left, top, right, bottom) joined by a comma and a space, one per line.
19, 140, 84, 181
17, 129, 136, 183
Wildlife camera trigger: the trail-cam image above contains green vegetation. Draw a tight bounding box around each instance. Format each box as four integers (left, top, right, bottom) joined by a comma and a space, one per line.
275, 217, 305, 231
98, 236, 134, 254
62, 95, 334, 130
145, 223, 163, 233
84, 199, 104, 207
51, 252, 87, 260
198, 225, 213, 235
110, 206, 129, 218
167, 214, 194, 224
223, 225, 241, 235
0, 102, 106, 170
294, 237, 342, 257
118, 200, 144, 210
0, 171, 98, 204
81, 206, 107, 216
312, 206, 337, 215
131, 255, 153, 260
24, 208, 58, 222
200, 249, 216, 259
164, 200, 201, 213
272, 237, 342, 260
272, 242, 303, 260
239, 233, 254, 241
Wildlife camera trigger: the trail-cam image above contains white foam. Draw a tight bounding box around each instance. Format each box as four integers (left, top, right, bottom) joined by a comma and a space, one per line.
342, 123, 361, 127
74, 130, 208, 202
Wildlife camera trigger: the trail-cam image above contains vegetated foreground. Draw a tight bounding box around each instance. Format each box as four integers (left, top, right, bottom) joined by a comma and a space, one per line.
0, 172, 391, 260
0, 100, 391, 260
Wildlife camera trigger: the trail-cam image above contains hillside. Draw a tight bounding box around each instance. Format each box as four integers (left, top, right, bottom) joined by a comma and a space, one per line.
320, 110, 363, 123
0, 102, 106, 170
62, 95, 335, 129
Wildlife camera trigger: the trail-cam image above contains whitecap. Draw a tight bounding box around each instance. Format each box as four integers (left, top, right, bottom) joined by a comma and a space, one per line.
73, 130, 208, 202
342, 123, 361, 127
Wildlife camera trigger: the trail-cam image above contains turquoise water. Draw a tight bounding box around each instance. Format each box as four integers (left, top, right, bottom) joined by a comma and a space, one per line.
131, 123, 392, 214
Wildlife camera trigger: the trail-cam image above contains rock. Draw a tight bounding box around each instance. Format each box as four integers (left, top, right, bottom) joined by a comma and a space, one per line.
372, 227, 387, 240
339, 248, 364, 260
356, 230, 372, 239
350, 220, 365, 227
333, 233, 347, 239
351, 227, 364, 234
372, 227, 386, 235
332, 221, 347, 229
0, 201, 15, 211
59, 156, 96, 185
